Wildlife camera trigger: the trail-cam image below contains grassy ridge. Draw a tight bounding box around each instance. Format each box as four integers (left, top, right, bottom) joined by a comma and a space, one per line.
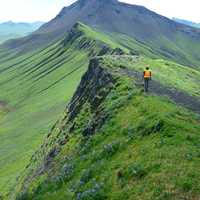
0, 22, 133, 196
90, 27, 200, 69
13, 57, 200, 200
0, 22, 200, 198
102, 55, 200, 98
0, 33, 89, 195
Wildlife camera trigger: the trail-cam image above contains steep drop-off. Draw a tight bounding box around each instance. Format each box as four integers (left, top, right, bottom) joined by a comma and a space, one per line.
13, 56, 200, 200
0, 22, 128, 196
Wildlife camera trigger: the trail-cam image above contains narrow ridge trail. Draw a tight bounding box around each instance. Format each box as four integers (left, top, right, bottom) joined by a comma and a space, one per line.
122, 68, 200, 115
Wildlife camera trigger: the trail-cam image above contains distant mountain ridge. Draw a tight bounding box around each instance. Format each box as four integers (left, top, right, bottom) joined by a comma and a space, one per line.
0, 21, 44, 43
2, 0, 200, 67
173, 18, 200, 28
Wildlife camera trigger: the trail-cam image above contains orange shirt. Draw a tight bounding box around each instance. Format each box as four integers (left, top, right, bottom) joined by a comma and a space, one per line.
143, 70, 152, 78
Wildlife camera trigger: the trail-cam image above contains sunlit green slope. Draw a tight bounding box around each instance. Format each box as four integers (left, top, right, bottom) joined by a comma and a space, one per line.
0, 22, 200, 199
0, 22, 121, 195
0, 21, 157, 197
13, 55, 200, 200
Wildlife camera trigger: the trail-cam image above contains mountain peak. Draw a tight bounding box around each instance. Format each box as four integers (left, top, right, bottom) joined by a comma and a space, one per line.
79, 0, 118, 3
94, 0, 118, 2
77, 0, 118, 7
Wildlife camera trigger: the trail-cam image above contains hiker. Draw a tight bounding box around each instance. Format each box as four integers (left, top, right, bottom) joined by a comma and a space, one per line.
143, 67, 152, 92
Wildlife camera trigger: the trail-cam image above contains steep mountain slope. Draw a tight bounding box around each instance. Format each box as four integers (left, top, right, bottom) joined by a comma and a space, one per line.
0, 22, 128, 196
0, 21, 44, 43
0, 22, 200, 199
12, 55, 200, 200
2, 0, 200, 68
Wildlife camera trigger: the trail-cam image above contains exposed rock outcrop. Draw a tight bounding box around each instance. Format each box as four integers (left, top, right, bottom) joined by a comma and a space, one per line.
13, 57, 117, 197
66, 57, 115, 137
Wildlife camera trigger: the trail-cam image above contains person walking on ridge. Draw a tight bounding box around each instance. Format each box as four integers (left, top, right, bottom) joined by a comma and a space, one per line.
143, 67, 152, 92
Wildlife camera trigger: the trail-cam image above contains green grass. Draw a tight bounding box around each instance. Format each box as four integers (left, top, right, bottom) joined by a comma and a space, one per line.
0, 22, 200, 199
0, 22, 133, 197
97, 28, 200, 69
102, 55, 200, 97
13, 59, 200, 199
0, 33, 90, 196
77, 23, 200, 68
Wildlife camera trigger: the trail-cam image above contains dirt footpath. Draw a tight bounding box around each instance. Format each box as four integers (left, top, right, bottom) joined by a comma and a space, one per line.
122, 69, 200, 115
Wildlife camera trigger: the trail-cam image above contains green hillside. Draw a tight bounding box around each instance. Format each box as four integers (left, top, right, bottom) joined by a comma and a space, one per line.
0, 22, 138, 197
0, 22, 200, 199
4, 0, 200, 70
0, 23, 90, 196
12, 55, 200, 200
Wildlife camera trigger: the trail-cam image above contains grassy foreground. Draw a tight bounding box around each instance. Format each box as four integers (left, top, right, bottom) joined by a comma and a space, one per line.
13, 56, 200, 200
0, 22, 199, 198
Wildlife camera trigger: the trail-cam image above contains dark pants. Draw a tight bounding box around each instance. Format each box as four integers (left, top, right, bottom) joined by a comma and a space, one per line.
144, 78, 150, 92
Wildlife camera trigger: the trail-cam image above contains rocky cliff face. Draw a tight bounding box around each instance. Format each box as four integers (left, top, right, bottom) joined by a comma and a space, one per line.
13, 56, 119, 198
45, 57, 116, 170
12, 55, 200, 200
67, 58, 115, 125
